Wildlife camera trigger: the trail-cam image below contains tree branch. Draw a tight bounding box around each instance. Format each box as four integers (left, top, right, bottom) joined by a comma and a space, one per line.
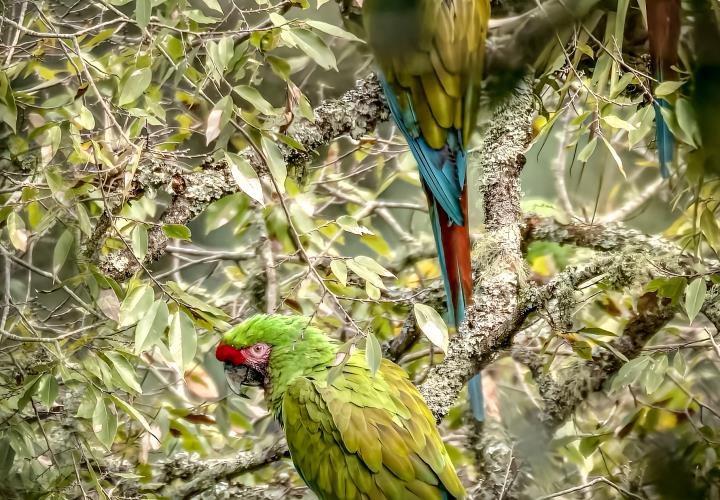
419, 77, 535, 421
91, 75, 389, 281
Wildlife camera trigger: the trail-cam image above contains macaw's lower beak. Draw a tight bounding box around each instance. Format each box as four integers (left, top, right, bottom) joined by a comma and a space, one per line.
224, 363, 264, 398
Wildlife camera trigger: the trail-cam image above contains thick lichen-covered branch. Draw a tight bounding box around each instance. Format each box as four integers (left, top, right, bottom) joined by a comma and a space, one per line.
514, 291, 679, 428
91, 75, 389, 281
419, 78, 535, 421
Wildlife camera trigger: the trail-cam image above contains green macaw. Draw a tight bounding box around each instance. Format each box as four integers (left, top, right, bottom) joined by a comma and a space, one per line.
216, 314, 465, 500
362, 0, 490, 420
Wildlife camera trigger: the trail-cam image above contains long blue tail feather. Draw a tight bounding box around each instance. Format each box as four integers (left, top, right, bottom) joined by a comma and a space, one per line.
380, 73, 485, 422
654, 99, 673, 178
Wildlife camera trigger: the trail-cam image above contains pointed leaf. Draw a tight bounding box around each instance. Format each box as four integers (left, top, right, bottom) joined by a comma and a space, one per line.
169, 311, 197, 369
226, 152, 264, 205
365, 332, 382, 377
134, 300, 169, 353
53, 230, 74, 275
414, 303, 449, 353
684, 277, 707, 324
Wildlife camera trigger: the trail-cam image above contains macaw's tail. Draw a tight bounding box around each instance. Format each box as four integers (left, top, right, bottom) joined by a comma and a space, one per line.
654, 99, 673, 178
426, 187, 484, 421
648, 0, 681, 178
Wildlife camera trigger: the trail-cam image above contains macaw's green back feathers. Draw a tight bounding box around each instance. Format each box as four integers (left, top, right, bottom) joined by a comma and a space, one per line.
219, 315, 465, 500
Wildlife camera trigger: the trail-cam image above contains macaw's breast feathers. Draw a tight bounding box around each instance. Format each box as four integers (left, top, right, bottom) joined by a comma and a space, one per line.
282, 353, 465, 500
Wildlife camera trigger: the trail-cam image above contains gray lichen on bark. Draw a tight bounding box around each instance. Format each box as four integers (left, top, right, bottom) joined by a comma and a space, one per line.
92, 75, 388, 281
419, 77, 536, 421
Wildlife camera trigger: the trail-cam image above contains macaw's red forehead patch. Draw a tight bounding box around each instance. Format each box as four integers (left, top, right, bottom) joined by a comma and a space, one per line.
215, 343, 246, 365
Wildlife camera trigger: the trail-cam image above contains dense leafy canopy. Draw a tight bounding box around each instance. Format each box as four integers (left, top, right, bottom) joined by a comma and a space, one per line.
1, 0, 720, 498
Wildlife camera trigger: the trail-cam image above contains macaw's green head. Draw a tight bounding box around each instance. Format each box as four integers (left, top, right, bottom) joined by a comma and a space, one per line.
215, 314, 337, 404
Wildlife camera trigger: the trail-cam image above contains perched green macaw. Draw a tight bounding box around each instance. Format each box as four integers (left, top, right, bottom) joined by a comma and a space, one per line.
362, 0, 490, 420
216, 314, 466, 500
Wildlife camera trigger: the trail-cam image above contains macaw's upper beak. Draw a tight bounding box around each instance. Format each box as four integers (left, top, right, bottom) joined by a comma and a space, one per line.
224, 363, 264, 398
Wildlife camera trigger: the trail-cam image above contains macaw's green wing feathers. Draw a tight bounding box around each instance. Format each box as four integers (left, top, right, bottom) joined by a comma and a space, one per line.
282, 354, 465, 500
365, 0, 489, 149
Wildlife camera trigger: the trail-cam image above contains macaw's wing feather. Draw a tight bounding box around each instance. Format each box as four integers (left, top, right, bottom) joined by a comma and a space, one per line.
282, 354, 465, 500
365, 0, 489, 223
647, 0, 681, 177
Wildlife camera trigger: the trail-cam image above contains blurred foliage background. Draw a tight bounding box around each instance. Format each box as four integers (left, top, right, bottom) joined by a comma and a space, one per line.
1, 0, 720, 498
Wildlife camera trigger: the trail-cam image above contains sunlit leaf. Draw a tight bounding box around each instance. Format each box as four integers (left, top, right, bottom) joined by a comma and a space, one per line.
226, 151, 264, 205
414, 303, 449, 353
119, 284, 154, 327
330, 259, 347, 287
52, 230, 74, 275
169, 311, 197, 369
684, 277, 707, 324
365, 332, 382, 377
162, 224, 192, 241
134, 300, 169, 353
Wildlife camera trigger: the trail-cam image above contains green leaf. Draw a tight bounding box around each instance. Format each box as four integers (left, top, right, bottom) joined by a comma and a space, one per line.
282, 28, 337, 70
414, 303, 449, 353
53, 230, 74, 275
261, 136, 287, 192
353, 256, 394, 277
134, 299, 169, 353
701, 207, 720, 250
200, 0, 223, 13
226, 152, 264, 205
684, 277, 707, 324
0, 72, 17, 133
6, 212, 27, 251
336, 215, 372, 235
105, 351, 142, 393
206, 95, 233, 144
235, 85, 275, 115
655, 80, 685, 96
628, 105, 655, 148
162, 224, 192, 241
676, 98, 700, 148
0, 438, 14, 478
93, 398, 118, 449
602, 114, 637, 131
184, 9, 220, 23
169, 311, 197, 369
645, 276, 687, 305
118, 67, 152, 106
347, 259, 384, 289
577, 137, 597, 163
602, 136, 626, 178
109, 394, 154, 436
135, 0, 151, 29
366, 282, 380, 300
330, 260, 347, 287
305, 20, 363, 42
365, 332, 382, 377
17, 374, 42, 411
37, 374, 59, 407
131, 224, 148, 260
572, 340, 593, 360
119, 284, 154, 327
612, 356, 651, 390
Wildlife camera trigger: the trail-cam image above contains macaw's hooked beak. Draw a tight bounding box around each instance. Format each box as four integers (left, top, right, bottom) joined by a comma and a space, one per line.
224, 363, 264, 398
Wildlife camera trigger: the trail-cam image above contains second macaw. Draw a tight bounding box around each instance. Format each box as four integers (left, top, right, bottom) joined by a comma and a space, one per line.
647, 0, 681, 177
362, 0, 491, 420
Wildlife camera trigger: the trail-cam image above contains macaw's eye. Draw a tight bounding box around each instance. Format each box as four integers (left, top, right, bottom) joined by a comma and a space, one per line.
252, 344, 263, 355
